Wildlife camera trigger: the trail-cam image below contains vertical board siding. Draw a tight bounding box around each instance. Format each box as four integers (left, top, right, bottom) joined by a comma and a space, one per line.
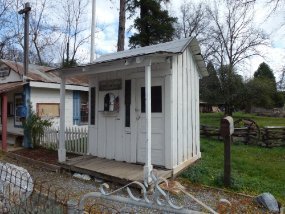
171, 56, 178, 168
187, 48, 193, 159
130, 78, 137, 163
164, 75, 172, 169
182, 51, 188, 162
191, 55, 197, 157
195, 66, 201, 157
177, 55, 183, 165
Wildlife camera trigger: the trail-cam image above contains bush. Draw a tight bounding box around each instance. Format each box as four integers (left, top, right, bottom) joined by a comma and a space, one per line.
22, 105, 52, 148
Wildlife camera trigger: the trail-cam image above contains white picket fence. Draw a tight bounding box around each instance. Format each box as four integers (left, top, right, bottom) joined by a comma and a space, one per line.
39, 126, 88, 155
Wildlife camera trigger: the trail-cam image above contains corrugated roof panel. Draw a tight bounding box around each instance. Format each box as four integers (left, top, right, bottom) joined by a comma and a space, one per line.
0, 82, 25, 93
95, 37, 193, 64
0, 60, 88, 86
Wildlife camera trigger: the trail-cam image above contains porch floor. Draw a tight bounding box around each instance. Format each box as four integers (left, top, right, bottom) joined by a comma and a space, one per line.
60, 156, 173, 184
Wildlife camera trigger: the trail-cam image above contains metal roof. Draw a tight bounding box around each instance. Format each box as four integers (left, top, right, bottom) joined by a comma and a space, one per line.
52, 37, 208, 77
93, 37, 208, 77
0, 59, 88, 86
0, 82, 25, 93
95, 37, 194, 63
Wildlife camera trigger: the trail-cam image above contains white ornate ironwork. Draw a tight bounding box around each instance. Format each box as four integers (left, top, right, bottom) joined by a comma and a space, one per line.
75, 170, 218, 214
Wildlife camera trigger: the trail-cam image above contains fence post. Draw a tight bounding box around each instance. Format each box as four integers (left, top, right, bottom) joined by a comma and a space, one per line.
220, 116, 234, 188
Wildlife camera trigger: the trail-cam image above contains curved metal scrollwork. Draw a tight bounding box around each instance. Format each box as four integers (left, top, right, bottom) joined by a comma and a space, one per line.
76, 170, 218, 214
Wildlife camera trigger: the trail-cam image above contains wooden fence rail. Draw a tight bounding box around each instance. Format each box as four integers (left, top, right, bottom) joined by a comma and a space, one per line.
201, 125, 285, 147
39, 127, 88, 155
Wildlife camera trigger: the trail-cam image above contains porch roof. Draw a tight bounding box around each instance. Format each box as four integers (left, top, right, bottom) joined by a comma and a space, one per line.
0, 81, 25, 93
52, 37, 208, 77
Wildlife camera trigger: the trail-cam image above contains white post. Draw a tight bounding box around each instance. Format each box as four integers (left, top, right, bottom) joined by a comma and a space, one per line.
144, 59, 153, 185
90, 0, 96, 63
58, 76, 66, 162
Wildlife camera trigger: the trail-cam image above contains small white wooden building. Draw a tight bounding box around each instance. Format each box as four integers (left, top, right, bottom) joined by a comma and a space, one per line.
57, 37, 208, 181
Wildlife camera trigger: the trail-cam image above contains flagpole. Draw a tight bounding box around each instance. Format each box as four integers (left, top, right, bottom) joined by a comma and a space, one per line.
90, 0, 96, 63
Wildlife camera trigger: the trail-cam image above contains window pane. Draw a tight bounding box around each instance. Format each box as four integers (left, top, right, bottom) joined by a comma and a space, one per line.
125, 80, 131, 127
141, 86, 162, 113
80, 91, 89, 124
90, 87, 96, 125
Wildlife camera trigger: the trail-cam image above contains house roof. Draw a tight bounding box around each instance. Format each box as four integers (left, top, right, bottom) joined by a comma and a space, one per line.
54, 37, 208, 77
0, 82, 25, 94
0, 59, 88, 86
95, 37, 195, 63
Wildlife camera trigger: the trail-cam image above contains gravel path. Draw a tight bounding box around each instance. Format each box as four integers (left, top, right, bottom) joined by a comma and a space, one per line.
1, 155, 271, 214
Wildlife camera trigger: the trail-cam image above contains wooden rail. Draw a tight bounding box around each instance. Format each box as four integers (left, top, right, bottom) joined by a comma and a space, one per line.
201, 125, 285, 147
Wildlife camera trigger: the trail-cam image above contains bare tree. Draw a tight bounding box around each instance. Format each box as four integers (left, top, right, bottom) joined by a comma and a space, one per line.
206, 0, 267, 68
117, 0, 126, 51
59, 0, 90, 66
175, 1, 208, 41
206, 0, 268, 114
29, 0, 60, 65
0, 0, 17, 59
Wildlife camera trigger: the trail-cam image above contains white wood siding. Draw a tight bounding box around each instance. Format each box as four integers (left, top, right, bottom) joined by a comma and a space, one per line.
30, 87, 74, 127
170, 47, 201, 169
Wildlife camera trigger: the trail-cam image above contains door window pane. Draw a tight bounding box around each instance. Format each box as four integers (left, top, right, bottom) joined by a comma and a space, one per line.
141, 86, 162, 113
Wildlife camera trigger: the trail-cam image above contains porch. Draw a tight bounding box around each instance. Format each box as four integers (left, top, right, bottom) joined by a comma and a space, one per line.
60, 156, 172, 185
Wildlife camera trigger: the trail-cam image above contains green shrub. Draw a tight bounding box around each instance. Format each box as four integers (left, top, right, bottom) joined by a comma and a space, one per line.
22, 104, 52, 148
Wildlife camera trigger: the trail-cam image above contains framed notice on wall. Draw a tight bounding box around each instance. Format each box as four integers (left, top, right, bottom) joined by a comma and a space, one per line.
37, 103, 60, 117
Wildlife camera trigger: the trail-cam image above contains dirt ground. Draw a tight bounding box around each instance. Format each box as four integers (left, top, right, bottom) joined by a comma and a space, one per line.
1, 148, 274, 213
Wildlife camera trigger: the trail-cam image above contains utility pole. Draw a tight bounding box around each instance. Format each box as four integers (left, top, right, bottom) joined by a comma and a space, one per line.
18, 2, 31, 148
18, 2, 31, 79
90, 0, 96, 63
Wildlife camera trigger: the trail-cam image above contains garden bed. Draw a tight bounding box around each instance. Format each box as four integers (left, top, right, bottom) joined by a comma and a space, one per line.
9, 147, 79, 166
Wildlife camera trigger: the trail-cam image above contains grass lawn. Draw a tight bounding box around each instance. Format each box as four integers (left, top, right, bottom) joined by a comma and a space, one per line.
201, 112, 285, 127
181, 138, 285, 203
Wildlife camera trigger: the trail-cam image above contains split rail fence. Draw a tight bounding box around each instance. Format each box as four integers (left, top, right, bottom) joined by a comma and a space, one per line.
201, 125, 285, 147
39, 127, 88, 155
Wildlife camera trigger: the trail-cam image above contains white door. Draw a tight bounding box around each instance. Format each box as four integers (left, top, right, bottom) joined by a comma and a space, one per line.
97, 90, 120, 160
136, 78, 165, 166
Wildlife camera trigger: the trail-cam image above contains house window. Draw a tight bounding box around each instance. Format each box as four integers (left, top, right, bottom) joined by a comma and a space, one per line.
14, 94, 24, 127
90, 87, 96, 125
125, 80, 131, 127
7, 102, 14, 117
73, 91, 89, 125
141, 86, 162, 113
37, 103, 60, 117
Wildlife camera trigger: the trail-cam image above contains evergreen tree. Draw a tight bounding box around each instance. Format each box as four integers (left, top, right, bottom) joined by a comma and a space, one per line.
200, 62, 222, 104
254, 62, 276, 84
128, 0, 177, 48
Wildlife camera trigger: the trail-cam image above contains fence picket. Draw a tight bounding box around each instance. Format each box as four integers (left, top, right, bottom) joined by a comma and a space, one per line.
40, 126, 88, 155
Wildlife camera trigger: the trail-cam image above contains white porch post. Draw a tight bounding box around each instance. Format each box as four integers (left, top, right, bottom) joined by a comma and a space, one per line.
58, 76, 66, 162
144, 59, 153, 185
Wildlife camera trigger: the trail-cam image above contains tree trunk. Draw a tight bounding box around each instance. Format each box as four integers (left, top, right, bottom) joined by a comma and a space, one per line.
117, 0, 126, 51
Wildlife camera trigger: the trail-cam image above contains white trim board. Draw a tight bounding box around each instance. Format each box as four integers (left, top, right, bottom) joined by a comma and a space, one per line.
29, 81, 88, 91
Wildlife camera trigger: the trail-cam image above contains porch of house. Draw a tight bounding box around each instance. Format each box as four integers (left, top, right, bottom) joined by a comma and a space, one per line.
59, 155, 173, 185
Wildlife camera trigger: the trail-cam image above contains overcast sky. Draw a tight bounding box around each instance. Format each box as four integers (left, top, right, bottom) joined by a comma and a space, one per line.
83, 0, 285, 79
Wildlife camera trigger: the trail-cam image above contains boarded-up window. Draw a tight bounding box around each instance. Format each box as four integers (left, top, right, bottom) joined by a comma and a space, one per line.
37, 103, 60, 117
141, 86, 162, 113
